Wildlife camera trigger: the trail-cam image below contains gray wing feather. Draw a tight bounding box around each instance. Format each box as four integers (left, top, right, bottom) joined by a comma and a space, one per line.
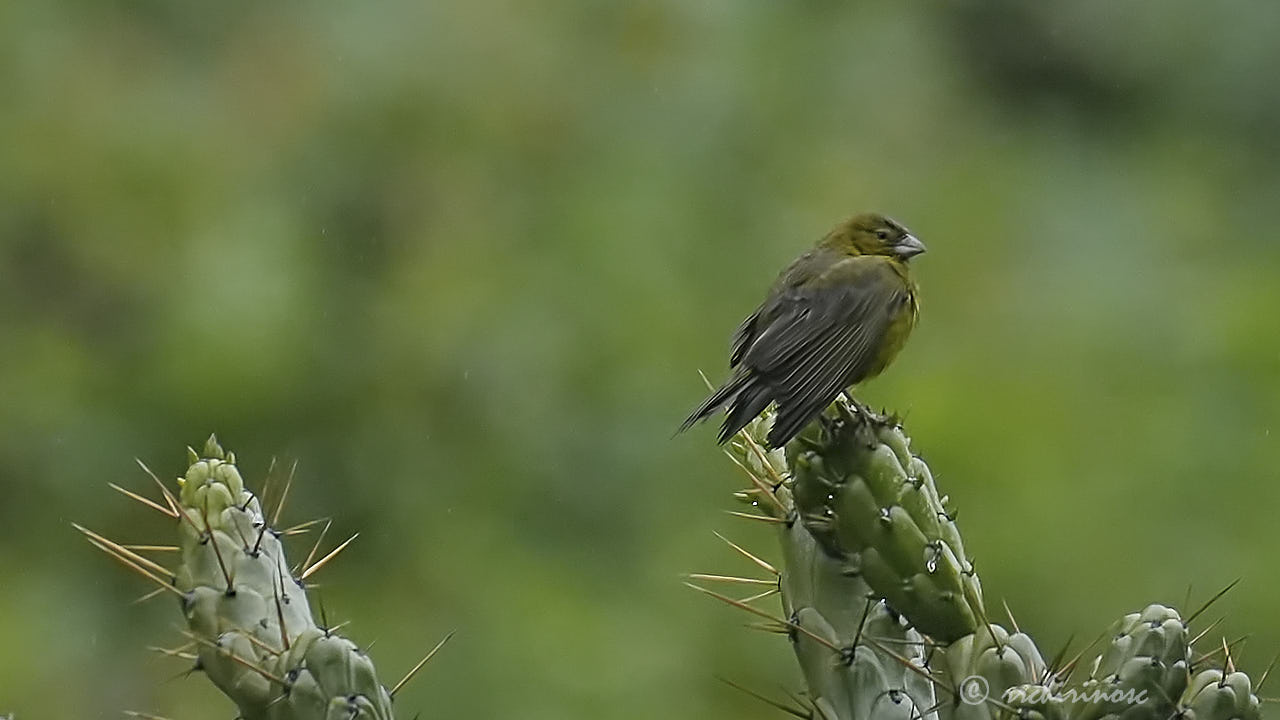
739, 260, 904, 445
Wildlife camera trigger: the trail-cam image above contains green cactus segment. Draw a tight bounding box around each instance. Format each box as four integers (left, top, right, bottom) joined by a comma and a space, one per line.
714, 403, 1262, 720
779, 510, 938, 720
928, 604, 1263, 720
1179, 669, 1262, 720
172, 436, 395, 720
1064, 604, 1260, 720
1066, 603, 1191, 720
786, 400, 983, 644
931, 623, 1051, 720
727, 414, 937, 720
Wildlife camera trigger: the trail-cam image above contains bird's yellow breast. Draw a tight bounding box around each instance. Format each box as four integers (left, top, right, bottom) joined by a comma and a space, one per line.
865, 276, 918, 380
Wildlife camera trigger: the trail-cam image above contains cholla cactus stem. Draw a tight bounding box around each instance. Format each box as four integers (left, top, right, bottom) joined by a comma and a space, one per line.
78, 437, 432, 719
199, 503, 236, 592
180, 629, 286, 685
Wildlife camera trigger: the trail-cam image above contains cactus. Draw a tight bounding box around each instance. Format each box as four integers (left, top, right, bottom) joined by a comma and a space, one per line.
77, 435, 448, 720
72, 416, 1268, 720
788, 401, 983, 644
691, 398, 1265, 720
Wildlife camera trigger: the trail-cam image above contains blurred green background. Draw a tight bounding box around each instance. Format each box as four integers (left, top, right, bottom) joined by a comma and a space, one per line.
2, 1, 1278, 717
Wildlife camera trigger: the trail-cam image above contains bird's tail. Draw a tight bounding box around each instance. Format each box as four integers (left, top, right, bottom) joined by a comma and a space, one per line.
677, 372, 775, 445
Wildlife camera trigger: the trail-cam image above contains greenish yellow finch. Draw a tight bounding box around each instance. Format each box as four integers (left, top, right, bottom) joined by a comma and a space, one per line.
680, 212, 925, 448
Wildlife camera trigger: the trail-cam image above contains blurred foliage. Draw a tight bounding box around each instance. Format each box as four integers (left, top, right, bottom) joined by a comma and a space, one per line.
1, 1, 1278, 718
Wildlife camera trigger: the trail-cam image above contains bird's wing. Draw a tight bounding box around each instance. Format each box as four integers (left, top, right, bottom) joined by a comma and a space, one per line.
741, 256, 908, 443
729, 248, 832, 368
728, 311, 759, 367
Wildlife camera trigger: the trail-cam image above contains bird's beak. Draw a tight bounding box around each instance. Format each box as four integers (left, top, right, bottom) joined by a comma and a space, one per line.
894, 233, 926, 259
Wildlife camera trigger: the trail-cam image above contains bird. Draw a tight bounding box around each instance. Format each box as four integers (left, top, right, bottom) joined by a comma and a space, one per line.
679, 212, 926, 449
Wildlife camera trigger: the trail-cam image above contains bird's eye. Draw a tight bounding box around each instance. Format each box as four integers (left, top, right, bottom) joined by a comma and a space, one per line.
874, 229, 890, 240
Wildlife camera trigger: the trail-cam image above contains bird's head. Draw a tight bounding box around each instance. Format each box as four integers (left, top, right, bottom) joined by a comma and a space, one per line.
823, 213, 926, 260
